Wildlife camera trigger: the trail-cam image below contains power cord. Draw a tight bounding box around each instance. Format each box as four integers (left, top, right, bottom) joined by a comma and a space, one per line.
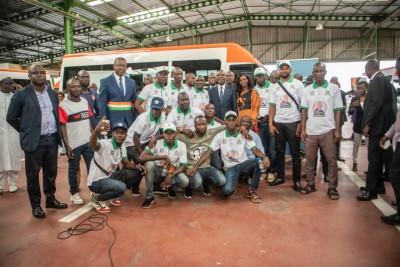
57, 214, 116, 267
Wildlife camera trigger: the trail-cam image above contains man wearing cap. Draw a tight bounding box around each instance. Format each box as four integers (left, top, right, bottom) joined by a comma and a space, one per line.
195, 111, 270, 203
166, 92, 204, 133
139, 123, 188, 208
208, 70, 238, 120
254, 67, 277, 182
99, 57, 137, 128
166, 67, 187, 107
59, 78, 94, 205
7, 64, 67, 219
188, 75, 209, 111
88, 120, 144, 213
135, 66, 171, 114
0, 75, 21, 195
269, 60, 305, 192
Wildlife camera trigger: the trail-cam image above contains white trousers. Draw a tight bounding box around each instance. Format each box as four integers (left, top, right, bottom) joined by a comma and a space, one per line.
0, 171, 19, 190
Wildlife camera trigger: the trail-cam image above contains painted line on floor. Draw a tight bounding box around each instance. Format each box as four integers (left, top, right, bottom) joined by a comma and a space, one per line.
58, 203, 94, 223
339, 162, 400, 232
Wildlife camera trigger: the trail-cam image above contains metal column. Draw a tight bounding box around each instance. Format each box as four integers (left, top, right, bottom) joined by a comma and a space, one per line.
64, 0, 74, 54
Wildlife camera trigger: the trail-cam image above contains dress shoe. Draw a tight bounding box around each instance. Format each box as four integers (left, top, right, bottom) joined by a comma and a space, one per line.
32, 206, 46, 218
381, 213, 400, 225
323, 174, 328, 182
292, 181, 302, 192
337, 157, 345, 162
46, 199, 68, 209
359, 186, 385, 195
356, 192, 378, 201
268, 178, 285, 186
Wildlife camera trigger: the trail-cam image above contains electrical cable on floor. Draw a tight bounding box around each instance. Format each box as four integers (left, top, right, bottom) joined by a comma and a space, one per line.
57, 214, 116, 267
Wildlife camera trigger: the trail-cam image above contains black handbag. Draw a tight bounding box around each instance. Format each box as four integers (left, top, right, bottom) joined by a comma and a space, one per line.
93, 158, 127, 183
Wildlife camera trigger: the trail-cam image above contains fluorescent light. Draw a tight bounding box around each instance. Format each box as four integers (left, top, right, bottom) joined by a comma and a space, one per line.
117, 7, 168, 20
127, 13, 175, 25
87, 0, 112, 6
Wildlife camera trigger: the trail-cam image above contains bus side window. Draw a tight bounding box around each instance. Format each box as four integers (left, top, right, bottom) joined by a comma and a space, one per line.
230, 64, 260, 81
172, 60, 221, 75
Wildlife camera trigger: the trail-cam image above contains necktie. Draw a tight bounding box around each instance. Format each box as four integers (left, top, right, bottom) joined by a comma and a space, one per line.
219, 86, 224, 100
119, 77, 124, 95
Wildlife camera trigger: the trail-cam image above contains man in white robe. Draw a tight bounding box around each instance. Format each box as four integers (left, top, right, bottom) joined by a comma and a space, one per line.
0, 74, 21, 194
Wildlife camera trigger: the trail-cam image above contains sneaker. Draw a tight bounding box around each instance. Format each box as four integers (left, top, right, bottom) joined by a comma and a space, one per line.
153, 183, 168, 194
141, 197, 155, 209
109, 198, 122, 206
71, 193, 84, 205
91, 198, 110, 213
9, 184, 18, 193
168, 188, 176, 199
202, 184, 211, 196
184, 187, 192, 198
131, 186, 140, 197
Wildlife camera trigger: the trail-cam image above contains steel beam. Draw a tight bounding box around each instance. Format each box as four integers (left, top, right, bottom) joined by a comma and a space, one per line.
64, 0, 74, 54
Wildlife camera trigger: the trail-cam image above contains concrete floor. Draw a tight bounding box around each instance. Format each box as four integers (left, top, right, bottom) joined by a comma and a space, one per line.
1, 121, 400, 267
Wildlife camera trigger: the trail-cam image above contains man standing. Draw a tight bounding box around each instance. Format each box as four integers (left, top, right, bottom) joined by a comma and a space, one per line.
78, 70, 99, 130
59, 78, 94, 205
135, 67, 171, 113
300, 62, 342, 200
0, 75, 21, 194
357, 59, 396, 201
188, 75, 209, 111
7, 64, 67, 219
209, 70, 238, 120
99, 57, 137, 127
269, 60, 305, 192
166, 67, 186, 107
330, 76, 346, 162
184, 73, 196, 91
226, 71, 235, 89
205, 72, 217, 91
143, 74, 154, 86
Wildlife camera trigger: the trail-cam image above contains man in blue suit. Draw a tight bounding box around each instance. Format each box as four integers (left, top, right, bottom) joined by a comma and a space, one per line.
208, 70, 237, 120
7, 64, 68, 219
99, 57, 137, 127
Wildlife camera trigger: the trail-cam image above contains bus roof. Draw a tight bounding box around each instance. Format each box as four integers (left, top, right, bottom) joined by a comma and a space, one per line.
63, 43, 260, 64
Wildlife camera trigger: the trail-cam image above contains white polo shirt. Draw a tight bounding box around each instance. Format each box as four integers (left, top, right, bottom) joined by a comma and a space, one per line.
125, 110, 165, 147
207, 118, 221, 129
145, 139, 188, 168
254, 81, 273, 117
301, 81, 343, 135
209, 130, 257, 170
138, 82, 171, 110
166, 82, 187, 107
188, 87, 210, 111
87, 138, 127, 186
270, 77, 304, 123
166, 106, 204, 130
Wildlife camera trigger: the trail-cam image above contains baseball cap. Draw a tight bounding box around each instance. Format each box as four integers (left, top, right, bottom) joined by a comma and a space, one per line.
224, 111, 238, 119
278, 60, 292, 68
306, 75, 313, 84
163, 122, 176, 133
254, 67, 267, 76
157, 66, 170, 74
112, 122, 128, 131
150, 97, 164, 109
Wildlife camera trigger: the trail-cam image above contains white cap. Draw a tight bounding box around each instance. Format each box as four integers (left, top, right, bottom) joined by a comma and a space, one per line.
224, 111, 238, 119
254, 67, 267, 76
278, 60, 292, 68
157, 66, 170, 74
163, 122, 176, 132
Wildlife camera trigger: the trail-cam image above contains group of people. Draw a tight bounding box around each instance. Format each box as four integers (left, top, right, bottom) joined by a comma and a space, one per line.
1, 55, 400, 226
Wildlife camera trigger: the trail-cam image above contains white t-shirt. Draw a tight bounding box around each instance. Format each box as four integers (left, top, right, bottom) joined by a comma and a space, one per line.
301, 81, 343, 135
138, 82, 171, 110
166, 83, 187, 107
188, 87, 209, 111
125, 110, 165, 147
207, 118, 221, 129
254, 81, 273, 117
270, 77, 304, 123
166, 106, 204, 130
87, 138, 127, 186
144, 139, 187, 168
59, 97, 92, 150
209, 130, 256, 170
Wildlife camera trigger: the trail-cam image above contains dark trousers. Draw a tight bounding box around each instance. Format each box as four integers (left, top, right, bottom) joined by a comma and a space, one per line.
390, 143, 400, 214
258, 120, 276, 173
366, 134, 385, 194
127, 143, 148, 164
314, 149, 328, 175
68, 143, 94, 195
274, 121, 301, 182
24, 134, 58, 208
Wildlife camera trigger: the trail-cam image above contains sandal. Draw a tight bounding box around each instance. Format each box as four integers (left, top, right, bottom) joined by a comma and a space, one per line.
327, 189, 339, 200
246, 190, 262, 203
300, 184, 316, 195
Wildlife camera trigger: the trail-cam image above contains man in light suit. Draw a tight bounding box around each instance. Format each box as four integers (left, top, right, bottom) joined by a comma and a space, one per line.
357, 59, 396, 201
208, 70, 238, 120
99, 57, 137, 127
7, 64, 68, 219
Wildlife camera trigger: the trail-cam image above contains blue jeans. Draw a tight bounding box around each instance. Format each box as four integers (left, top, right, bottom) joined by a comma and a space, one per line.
210, 151, 223, 170
68, 143, 94, 195
258, 121, 276, 173
223, 159, 261, 195
88, 177, 126, 201
189, 167, 226, 188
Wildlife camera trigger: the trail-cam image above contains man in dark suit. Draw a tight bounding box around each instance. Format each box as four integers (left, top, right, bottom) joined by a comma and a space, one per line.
6, 64, 68, 219
99, 57, 137, 127
208, 70, 237, 120
357, 59, 396, 201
